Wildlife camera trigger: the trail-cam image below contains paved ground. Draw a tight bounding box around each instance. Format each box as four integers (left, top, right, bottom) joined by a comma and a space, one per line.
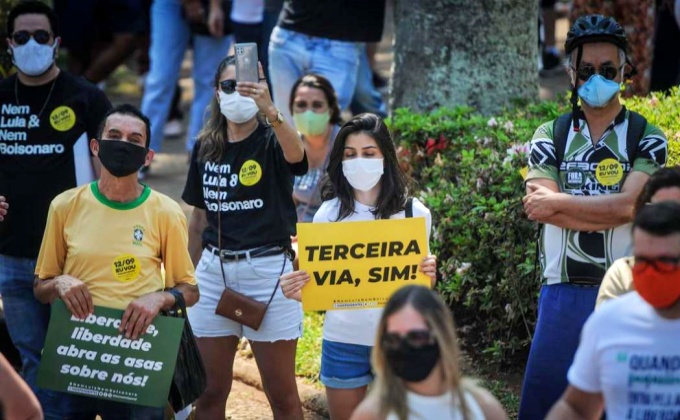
108, 12, 572, 420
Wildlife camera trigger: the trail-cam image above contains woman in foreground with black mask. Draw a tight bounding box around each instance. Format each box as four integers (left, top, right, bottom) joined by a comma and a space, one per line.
351, 285, 507, 420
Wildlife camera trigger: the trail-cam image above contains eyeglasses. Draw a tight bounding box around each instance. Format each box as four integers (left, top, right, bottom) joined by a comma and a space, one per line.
11, 30, 52, 46
634, 256, 680, 273
572, 65, 621, 82
219, 79, 237, 95
381, 329, 435, 351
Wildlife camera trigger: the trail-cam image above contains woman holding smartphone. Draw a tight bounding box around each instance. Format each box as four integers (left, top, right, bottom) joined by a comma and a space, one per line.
280, 113, 437, 419
182, 55, 307, 419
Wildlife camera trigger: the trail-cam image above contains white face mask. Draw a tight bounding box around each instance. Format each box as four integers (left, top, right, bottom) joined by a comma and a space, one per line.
218, 91, 258, 123
342, 158, 384, 192
11, 38, 56, 76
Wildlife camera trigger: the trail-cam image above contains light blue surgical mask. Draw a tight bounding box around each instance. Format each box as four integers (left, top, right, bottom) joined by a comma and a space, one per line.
577, 74, 621, 108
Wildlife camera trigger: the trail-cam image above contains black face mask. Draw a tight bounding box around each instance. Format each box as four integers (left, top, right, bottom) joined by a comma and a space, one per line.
97, 139, 147, 178
385, 342, 440, 383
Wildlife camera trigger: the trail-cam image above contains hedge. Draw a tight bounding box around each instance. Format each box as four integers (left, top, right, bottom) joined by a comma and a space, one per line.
388, 87, 680, 366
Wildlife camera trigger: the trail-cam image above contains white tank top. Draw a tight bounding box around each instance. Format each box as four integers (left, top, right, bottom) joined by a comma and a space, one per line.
386, 390, 485, 420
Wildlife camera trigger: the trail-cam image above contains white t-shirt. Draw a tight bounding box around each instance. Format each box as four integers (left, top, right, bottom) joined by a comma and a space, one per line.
314, 197, 432, 346
230, 0, 264, 24
568, 292, 680, 419
386, 390, 485, 420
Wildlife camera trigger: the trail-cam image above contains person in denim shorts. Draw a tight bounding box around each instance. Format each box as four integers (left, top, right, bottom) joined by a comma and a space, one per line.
280, 113, 437, 419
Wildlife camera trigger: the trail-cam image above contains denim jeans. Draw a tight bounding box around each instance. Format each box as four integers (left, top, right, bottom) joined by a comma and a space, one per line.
0, 253, 68, 418
268, 26, 360, 126
518, 283, 598, 420
140, 0, 232, 154
350, 44, 386, 117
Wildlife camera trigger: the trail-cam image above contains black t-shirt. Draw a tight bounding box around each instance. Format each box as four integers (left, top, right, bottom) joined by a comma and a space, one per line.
278, 0, 386, 42
0, 71, 112, 258
182, 124, 308, 251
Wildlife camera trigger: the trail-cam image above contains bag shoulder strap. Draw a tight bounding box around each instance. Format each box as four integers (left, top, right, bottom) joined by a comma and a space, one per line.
625, 111, 647, 164
552, 113, 572, 170
405, 198, 414, 218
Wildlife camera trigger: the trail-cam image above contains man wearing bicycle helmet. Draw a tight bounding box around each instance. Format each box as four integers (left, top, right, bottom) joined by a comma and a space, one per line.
519, 14, 667, 419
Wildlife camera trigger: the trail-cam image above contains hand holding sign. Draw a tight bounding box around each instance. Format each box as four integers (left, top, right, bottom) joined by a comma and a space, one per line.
54, 274, 94, 320
120, 293, 168, 340
280, 270, 310, 302
420, 255, 438, 286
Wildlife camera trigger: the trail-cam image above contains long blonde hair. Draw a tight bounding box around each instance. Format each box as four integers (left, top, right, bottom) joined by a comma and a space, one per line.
371, 285, 471, 420
196, 55, 235, 162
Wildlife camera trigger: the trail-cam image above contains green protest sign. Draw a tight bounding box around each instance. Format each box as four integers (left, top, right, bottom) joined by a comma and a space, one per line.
37, 299, 184, 408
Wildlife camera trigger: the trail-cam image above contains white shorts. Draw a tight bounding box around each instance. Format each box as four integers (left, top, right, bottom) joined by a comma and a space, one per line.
188, 248, 303, 342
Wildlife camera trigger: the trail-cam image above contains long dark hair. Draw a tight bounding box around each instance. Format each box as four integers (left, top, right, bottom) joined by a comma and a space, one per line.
288, 74, 342, 125
196, 55, 235, 162
320, 113, 410, 220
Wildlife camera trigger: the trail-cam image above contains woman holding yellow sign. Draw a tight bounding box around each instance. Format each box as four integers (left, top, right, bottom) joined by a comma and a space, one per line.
280, 113, 437, 420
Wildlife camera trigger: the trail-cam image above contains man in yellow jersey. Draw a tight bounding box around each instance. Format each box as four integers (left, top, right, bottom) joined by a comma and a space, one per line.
33, 104, 198, 419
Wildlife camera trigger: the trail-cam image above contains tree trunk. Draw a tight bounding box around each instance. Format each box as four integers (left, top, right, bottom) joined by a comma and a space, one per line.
391, 0, 539, 115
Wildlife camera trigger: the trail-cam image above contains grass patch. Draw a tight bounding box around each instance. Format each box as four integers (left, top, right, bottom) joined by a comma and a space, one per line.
295, 311, 324, 384
478, 377, 521, 418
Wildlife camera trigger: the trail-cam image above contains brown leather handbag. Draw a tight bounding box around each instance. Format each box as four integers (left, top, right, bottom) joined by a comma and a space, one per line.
215, 279, 279, 330
213, 178, 285, 330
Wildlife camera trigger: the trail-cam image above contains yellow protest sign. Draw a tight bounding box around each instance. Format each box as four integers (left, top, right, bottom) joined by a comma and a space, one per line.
297, 218, 430, 312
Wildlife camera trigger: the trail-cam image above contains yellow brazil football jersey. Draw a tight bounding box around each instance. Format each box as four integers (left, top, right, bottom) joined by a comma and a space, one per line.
35, 182, 196, 310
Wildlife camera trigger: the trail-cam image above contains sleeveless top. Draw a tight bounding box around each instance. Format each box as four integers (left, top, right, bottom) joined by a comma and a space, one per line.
293, 125, 339, 222
386, 390, 485, 420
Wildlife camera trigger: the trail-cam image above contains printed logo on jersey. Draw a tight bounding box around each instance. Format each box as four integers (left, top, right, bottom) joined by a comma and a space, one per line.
50, 106, 76, 131
132, 225, 145, 246
112, 254, 141, 283
595, 158, 624, 186
239, 159, 262, 186
565, 169, 585, 189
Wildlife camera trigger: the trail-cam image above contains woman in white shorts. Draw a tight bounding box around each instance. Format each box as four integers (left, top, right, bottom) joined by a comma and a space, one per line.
181, 55, 308, 419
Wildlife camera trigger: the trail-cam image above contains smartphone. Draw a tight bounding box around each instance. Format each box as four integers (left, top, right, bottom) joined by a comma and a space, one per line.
235, 43, 259, 83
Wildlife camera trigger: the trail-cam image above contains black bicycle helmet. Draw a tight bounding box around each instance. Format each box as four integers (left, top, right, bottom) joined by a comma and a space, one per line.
564, 15, 631, 132
565, 14, 628, 54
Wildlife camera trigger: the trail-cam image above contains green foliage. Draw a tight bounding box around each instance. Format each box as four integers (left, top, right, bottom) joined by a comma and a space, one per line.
388, 89, 680, 366
295, 311, 324, 383
623, 86, 680, 166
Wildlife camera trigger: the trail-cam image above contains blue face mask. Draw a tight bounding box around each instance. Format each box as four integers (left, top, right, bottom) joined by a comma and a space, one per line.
577, 74, 621, 108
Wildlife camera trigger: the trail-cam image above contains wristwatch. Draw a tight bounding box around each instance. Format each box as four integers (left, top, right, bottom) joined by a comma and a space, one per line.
266, 109, 284, 128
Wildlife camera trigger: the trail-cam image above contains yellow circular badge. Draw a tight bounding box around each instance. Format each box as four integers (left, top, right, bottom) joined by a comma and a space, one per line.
239, 159, 262, 186
50, 106, 76, 131
595, 158, 624, 186
112, 254, 141, 283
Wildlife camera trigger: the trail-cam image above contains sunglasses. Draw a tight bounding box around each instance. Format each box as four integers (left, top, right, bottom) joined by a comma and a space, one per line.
381, 329, 435, 351
573, 65, 621, 82
219, 79, 237, 95
634, 256, 680, 273
11, 30, 52, 45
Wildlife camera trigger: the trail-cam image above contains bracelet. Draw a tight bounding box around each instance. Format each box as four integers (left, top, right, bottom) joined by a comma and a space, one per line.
164, 288, 183, 307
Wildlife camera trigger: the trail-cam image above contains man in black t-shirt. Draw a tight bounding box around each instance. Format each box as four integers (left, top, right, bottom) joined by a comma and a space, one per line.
268, 0, 386, 125
0, 2, 111, 416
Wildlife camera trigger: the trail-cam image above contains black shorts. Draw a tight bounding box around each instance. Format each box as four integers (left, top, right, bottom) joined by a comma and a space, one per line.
540, 0, 557, 8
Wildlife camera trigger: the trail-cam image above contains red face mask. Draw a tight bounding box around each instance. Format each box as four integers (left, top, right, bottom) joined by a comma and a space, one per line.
632, 258, 680, 309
